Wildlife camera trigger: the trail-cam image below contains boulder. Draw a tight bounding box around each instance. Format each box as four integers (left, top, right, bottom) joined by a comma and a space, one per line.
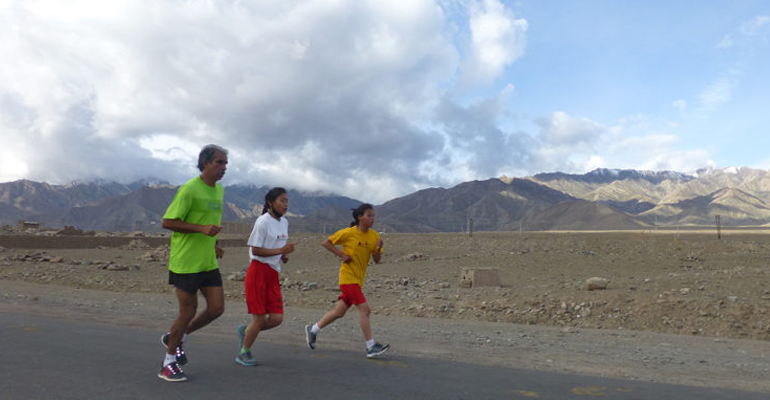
461, 268, 501, 288
586, 277, 609, 291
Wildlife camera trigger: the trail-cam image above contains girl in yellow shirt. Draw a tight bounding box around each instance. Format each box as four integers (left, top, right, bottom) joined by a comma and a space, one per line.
305, 203, 389, 358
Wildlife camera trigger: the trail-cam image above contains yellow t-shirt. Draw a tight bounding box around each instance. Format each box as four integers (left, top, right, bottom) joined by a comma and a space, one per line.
328, 226, 382, 287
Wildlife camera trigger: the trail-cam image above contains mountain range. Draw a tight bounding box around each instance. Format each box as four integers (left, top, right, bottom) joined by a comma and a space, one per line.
2, 167, 770, 233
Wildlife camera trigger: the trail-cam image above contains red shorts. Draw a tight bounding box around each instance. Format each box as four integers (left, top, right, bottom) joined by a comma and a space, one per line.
244, 260, 283, 315
338, 284, 367, 307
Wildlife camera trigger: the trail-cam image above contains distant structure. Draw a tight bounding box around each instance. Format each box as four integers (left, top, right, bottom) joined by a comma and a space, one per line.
56, 225, 95, 236
222, 221, 251, 236
17, 220, 40, 231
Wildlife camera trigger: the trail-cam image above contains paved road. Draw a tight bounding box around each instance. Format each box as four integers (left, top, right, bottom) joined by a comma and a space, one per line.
1, 312, 766, 400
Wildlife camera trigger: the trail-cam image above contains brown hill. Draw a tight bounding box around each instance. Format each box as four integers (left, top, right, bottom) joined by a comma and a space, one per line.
523, 200, 649, 231
641, 187, 770, 226
376, 178, 574, 232
5, 167, 770, 232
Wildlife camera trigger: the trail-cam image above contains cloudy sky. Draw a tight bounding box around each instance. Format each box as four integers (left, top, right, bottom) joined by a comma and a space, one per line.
1, 0, 769, 203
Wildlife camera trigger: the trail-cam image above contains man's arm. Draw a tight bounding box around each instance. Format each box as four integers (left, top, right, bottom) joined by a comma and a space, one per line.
162, 218, 222, 236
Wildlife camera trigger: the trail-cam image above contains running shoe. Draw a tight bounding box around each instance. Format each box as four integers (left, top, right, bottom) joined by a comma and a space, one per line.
158, 361, 187, 382
161, 332, 188, 365
366, 342, 390, 358
235, 351, 257, 366
237, 324, 247, 350
305, 325, 316, 350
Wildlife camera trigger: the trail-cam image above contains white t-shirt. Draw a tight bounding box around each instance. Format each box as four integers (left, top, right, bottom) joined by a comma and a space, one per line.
247, 212, 289, 272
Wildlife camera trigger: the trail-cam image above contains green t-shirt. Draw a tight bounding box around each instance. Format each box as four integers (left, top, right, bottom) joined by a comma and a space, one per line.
163, 176, 224, 274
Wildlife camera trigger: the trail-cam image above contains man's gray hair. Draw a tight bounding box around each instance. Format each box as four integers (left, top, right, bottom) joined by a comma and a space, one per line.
197, 144, 228, 171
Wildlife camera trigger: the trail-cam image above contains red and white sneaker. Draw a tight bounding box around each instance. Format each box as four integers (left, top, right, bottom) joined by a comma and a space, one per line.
158, 361, 187, 382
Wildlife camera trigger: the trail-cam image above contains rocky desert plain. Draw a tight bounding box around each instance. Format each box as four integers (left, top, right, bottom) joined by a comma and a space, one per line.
4, 227, 770, 394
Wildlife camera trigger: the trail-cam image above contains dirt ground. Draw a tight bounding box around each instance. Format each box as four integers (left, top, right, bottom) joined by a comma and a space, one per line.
3, 230, 770, 393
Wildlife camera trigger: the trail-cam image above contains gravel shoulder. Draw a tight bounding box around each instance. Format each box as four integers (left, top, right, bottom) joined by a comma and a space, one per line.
4, 230, 770, 394
2, 280, 770, 394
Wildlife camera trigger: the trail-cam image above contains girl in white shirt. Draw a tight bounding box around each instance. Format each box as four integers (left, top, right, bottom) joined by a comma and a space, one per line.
235, 187, 294, 366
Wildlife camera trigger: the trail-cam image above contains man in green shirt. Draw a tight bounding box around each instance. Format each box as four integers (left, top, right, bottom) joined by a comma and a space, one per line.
158, 144, 228, 382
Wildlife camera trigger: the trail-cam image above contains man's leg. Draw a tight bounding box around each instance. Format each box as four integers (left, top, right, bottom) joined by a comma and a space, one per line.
186, 285, 225, 334
159, 290, 194, 382
166, 288, 198, 352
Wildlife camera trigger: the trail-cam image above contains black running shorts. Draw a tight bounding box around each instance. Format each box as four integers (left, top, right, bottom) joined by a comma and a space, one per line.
168, 269, 223, 294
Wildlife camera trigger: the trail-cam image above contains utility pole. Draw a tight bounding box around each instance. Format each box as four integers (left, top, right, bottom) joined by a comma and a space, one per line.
467, 207, 473, 237
715, 215, 721, 240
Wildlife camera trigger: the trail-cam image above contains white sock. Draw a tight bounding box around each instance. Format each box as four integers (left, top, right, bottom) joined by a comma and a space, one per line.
311, 323, 321, 334
163, 353, 177, 366
182, 333, 188, 342
366, 339, 375, 350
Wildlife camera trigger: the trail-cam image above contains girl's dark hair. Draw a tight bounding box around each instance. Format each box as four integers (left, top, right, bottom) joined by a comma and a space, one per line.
350, 203, 373, 227
262, 187, 287, 215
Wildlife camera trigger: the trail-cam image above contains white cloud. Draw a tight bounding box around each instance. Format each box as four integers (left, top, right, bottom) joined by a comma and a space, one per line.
672, 99, 688, 112
600, 131, 713, 174
536, 112, 605, 146
0, 0, 730, 203
0, 148, 29, 182
635, 149, 714, 173
139, 135, 201, 164
464, 0, 527, 83
717, 33, 734, 49
698, 78, 734, 109
0, 0, 461, 202
520, 112, 715, 176
753, 157, 770, 171
718, 15, 769, 48
740, 15, 770, 35
585, 155, 604, 171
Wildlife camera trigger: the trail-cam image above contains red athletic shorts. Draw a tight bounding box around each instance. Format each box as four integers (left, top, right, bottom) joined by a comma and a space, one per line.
244, 260, 283, 315
338, 284, 367, 306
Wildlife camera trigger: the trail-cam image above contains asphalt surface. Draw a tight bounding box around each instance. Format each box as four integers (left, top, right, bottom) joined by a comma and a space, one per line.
1, 312, 767, 400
